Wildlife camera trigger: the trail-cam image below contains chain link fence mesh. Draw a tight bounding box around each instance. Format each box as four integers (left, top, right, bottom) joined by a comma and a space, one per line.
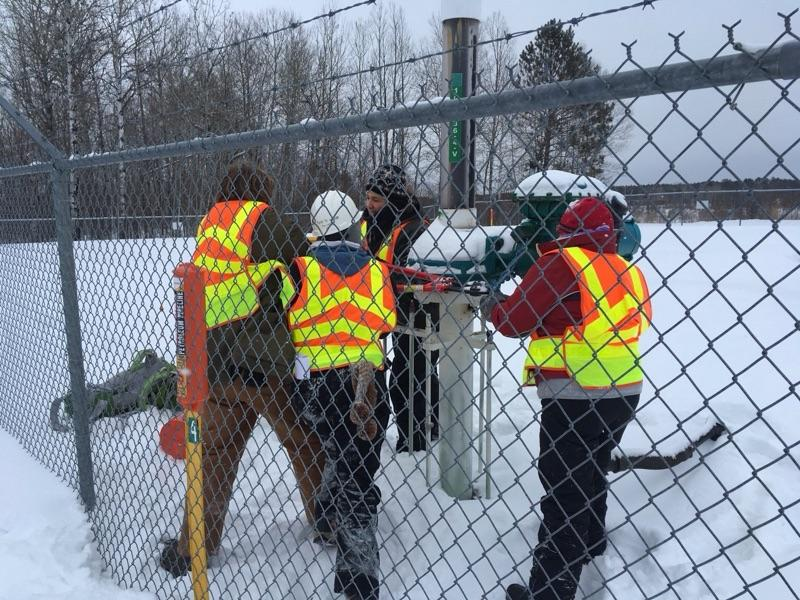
1, 6, 799, 600
0, 166, 80, 490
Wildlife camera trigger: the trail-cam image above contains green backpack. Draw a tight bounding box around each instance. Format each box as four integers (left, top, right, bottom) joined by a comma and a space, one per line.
50, 349, 180, 432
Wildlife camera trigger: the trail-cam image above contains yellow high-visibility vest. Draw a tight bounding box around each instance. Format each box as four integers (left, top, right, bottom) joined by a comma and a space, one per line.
286, 255, 396, 371
523, 247, 652, 389
192, 200, 295, 329
359, 219, 413, 264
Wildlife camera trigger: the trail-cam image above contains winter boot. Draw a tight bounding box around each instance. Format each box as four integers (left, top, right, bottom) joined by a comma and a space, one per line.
505, 583, 533, 600
160, 539, 191, 578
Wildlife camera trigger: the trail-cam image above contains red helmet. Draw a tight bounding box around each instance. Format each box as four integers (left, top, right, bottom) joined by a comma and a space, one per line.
556, 196, 614, 237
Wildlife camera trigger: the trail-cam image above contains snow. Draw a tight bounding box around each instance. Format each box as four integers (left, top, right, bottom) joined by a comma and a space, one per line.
515, 169, 631, 208
732, 41, 771, 55
408, 215, 516, 269
514, 169, 603, 198
0, 220, 799, 599
0, 429, 155, 600
603, 187, 627, 209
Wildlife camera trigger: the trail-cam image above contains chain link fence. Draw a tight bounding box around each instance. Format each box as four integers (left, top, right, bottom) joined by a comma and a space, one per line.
1, 5, 799, 600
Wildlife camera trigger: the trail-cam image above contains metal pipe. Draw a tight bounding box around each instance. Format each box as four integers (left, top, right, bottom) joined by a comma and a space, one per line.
439, 12, 479, 211
52, 166, 95, 510
437, 293, 475, 499
425, 311, 433, 487
477, 320, 486, 463
54, 41, 800, 170
485, 331, 493, 500
0, 163, 52, 178
408, 304, 416, 450
432, 0, 481, 500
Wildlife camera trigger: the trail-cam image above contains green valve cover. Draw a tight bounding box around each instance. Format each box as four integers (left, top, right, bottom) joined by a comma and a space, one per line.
408, 171, 642, 287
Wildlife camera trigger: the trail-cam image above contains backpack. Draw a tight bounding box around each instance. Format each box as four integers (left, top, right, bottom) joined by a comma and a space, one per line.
50, 349, 180, 432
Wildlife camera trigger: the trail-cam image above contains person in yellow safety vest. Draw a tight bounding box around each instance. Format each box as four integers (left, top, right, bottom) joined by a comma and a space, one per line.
480, 197, 652, 600
287, 190, 396, 600
160, 160, 323, 578
360, 164, 439, 454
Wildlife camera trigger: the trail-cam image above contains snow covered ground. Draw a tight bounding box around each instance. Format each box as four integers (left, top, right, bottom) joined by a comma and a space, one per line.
0, 428, 155, 600
0, 220, 798, 599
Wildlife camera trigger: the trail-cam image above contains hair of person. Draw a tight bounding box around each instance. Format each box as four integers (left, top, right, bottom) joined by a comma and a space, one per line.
218, 159, 274, 203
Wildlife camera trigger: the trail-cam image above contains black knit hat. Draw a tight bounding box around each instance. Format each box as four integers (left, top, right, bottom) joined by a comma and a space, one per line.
366, 164, 412, 208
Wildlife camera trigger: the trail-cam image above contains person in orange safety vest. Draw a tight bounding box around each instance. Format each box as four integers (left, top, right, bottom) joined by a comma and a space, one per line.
287, 189, 396, 600
160, 161, 323, 578
481, 197, 652, 600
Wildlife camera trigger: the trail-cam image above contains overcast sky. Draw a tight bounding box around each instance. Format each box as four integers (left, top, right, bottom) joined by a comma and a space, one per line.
220, 0, 798, 184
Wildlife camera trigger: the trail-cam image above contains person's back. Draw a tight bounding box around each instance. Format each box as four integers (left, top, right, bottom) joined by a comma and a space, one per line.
199, 182, 307, 385
289, 239, 393, 370
288, 191, 395, 600
483, 197, 652, 600
160, 161, 321, 578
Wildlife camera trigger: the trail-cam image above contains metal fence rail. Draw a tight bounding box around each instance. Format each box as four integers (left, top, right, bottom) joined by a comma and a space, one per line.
0, 7, 798, 600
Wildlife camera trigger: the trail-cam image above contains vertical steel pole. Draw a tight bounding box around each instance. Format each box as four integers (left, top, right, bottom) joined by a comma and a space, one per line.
477, 322, 486, 463
485, 332, 493, 500
437, 0, 481, 499
408, 306, 416, 448
439, 3, 480, 218
437, 295, 475, 499
52, 165, 96, 510
425, 312, 433, 487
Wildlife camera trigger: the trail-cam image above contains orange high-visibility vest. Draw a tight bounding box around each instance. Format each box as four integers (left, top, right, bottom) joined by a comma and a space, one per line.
522, 247, 652, 389
192, 200, 294, 329
359, 219, 414, 264
286, 255, 396, 371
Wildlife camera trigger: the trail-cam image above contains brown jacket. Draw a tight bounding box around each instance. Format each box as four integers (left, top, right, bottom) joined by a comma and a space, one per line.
206, 204, 308, 384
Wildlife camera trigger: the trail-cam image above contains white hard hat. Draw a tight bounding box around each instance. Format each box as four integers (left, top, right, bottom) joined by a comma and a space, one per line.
309, 190, 360, 238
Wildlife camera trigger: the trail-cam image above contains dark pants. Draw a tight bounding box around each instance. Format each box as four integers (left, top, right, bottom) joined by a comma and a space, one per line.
389, 299, 439, 451
530, 395, 639, 600
297, 367, 390, 600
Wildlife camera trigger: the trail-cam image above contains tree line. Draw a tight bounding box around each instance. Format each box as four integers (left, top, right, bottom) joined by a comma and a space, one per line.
0, 0, 617, 234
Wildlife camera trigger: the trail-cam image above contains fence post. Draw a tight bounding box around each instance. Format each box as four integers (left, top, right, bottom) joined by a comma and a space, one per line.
52, 164, 96, 511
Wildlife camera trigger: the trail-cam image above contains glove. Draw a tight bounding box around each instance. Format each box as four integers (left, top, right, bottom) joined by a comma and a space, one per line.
349, 360, 378, 441
479, 291, 508, 321
349, 401, 378, 441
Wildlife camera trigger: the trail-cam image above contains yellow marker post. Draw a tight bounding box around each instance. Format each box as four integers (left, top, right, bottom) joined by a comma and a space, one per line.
174, 263, 209, 600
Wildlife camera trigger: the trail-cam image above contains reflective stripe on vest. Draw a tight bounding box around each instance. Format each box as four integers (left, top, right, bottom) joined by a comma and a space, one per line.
522, 247, 652, 389
287, 256, 396, 370
360, 219, 411, 263
191, 200, 295, 329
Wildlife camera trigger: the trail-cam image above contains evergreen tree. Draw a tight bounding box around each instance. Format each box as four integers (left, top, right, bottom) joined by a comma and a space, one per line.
518, 19, 613, 177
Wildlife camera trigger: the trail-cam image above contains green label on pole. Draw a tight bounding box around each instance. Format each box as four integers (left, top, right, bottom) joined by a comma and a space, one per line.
448, 72, 464, 163
187, 416, 200, 444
